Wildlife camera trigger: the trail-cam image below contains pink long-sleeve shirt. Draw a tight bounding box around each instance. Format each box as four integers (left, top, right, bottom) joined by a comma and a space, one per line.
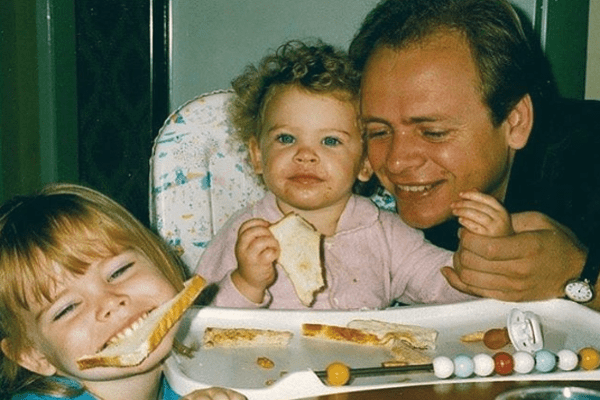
195, 192, 474, 309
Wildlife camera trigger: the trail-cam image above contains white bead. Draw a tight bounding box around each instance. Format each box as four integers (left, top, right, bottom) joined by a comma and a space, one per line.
473, 353, 495, 376
557, 349, 578, 371
513, 351, 535, 374
433, 356, 454, 379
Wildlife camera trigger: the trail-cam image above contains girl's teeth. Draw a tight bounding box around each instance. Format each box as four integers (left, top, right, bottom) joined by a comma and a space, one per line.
106, 312, 149, 345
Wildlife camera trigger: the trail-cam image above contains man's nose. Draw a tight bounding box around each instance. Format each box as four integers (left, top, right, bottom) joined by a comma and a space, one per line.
385, 131, 426, 173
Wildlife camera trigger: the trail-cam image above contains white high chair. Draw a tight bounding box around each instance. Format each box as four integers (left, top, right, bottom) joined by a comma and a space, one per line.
149, 90, 266, 273
149, 89, 397, 274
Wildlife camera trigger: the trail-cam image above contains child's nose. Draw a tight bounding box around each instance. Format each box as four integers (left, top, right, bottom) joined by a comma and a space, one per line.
97, 293, 130, 320
294, 147, 318, 163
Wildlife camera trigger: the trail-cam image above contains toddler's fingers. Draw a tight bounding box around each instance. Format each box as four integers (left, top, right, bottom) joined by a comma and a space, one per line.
452, 204, 495, 226
457, 216, 489, 235
458, 191, 506, 213
238, 218, 270, 235
237, 224, 275, 250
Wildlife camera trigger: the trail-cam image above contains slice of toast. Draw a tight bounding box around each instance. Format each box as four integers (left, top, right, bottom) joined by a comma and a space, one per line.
269, 213, 323, 306
76, 275, 206, 369
347, 319, 438, 350
203, 327, 293, 348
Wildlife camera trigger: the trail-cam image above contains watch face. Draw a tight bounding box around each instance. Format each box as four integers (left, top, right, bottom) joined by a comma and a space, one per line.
565, 280, 594, 303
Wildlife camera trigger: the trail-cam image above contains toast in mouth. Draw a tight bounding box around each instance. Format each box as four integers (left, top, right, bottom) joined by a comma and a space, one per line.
76, 275, 206, 369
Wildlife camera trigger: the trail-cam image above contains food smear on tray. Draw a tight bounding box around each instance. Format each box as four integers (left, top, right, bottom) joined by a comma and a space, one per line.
203, 327, 293, 348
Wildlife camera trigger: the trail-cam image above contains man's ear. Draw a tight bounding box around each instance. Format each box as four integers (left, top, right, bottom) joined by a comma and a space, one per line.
248, 137, 263, 175
357, 158, 373, 182
505, 94, 533, 150
1, 338, 57, 376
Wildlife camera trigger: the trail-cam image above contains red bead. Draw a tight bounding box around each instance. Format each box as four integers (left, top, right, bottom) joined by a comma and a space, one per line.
493, 352, 514, 375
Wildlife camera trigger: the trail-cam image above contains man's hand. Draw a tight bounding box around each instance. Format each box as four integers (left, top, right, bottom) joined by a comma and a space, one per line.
442, 211, 598, 309
231, 218, 279, 304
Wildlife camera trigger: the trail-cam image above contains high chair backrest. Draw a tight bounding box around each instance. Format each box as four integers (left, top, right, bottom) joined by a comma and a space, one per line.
149, 90, 266, 273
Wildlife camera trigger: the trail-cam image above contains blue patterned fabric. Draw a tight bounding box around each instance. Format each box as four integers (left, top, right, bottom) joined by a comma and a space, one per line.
11, 376, 179, 399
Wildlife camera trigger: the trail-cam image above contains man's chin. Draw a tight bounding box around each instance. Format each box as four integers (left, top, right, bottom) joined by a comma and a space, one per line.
397, 208, 452, 229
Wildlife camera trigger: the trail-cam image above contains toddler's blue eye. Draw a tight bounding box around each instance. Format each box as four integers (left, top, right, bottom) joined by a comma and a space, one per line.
276, 133, 295, 144
322, 136, 341, 146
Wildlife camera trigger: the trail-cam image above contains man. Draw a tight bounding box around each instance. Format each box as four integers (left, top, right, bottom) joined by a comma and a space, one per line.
350, 0, 600, 310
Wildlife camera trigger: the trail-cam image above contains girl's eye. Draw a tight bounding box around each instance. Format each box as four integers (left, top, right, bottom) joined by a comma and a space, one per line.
275, 133, 295, 144
322, 136, 341, 146
109, 262, 134, 282
53, 302, 78, 321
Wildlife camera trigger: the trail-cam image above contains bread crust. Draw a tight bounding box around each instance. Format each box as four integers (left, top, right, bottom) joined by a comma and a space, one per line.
76, 275, 206, 369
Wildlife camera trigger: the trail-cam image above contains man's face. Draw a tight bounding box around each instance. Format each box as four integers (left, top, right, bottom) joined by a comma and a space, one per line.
361, 32, 519, 229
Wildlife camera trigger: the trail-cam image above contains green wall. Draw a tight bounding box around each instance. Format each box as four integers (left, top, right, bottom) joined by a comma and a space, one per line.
170, 0, 380, 110
170, 0, 589, 110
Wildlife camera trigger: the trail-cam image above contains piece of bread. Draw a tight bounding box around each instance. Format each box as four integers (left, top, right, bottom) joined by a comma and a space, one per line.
389, 341, 433, 365
203, 327, 293, 348
347, 319, 438, 350
301, 323, 381, 346
268, 213, 323, 306
302, 321, 434, 365
76, 275, 206, 370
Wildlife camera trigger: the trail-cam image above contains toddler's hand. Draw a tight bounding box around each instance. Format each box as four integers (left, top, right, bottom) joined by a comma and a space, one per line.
232, 218, 279, 303
451, 190, 514, 237
181, 387, 246, 400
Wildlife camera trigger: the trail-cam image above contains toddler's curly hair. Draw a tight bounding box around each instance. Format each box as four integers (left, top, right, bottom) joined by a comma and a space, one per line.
229, 39, 361, 145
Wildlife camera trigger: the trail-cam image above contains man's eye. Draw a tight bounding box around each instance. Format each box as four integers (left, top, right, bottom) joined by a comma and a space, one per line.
366, 129, 389, 139
423, 130, 448, 139
322, 136, 341, 146
53, 303, 78, 321
275, 133, 295, 144
109, 262, 134, 281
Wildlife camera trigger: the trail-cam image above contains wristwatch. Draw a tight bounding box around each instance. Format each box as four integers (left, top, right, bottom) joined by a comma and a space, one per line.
564, 247, 600, 303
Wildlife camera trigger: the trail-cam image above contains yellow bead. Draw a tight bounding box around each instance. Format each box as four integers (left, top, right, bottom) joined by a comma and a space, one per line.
579, 347, 600, 370
326, 362, 351, 386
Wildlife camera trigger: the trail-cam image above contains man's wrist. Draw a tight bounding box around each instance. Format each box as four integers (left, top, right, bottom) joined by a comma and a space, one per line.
563, 247, 600, 304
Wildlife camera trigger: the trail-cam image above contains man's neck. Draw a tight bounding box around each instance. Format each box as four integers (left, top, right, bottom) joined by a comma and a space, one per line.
423, 219, 461, 251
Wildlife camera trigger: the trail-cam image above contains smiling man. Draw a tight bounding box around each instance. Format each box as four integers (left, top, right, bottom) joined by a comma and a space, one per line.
350, 0, 600, 310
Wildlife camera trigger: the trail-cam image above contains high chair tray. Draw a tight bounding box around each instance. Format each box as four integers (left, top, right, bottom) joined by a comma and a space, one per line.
164, 299, 600, 400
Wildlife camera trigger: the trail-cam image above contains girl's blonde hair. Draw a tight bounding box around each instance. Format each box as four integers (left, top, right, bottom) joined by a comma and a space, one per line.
0, 183, 186, 397
229, 39, 361, 146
